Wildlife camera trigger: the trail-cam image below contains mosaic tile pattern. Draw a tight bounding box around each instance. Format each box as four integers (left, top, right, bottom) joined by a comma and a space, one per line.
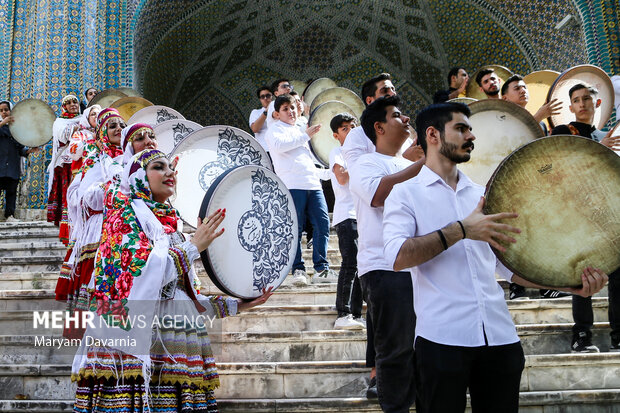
1, 0, 619, 209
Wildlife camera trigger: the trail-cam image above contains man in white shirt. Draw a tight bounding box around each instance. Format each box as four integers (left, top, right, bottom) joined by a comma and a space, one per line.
248, 86, 272, 151
328, 113, 364, 330
265, 94, 337, 285
383, 101, 608, 412
349, 96, 425, 412
266, 78, 294, 130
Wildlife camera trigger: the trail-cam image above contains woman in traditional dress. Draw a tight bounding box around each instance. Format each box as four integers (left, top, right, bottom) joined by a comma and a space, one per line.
72, 149, 272, 412
67, 104, 101, 177
47, 94, 81, 244
56, 108, 126, 338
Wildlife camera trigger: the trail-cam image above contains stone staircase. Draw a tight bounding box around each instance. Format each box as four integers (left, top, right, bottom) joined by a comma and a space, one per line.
0, 221, 618, 412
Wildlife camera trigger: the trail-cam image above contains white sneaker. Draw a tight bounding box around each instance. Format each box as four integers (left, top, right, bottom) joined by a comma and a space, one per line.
6, 216, 19, 222
334, 314, 365, 330
291, 269, 309, 287
353, 316, 367, 329
312, 268, 339, 284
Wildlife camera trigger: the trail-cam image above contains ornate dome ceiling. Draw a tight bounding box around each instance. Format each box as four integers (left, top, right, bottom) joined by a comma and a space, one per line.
133, 0, 586, 129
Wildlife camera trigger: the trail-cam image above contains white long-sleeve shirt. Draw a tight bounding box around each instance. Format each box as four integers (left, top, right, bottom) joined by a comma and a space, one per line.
383, 165, 519, 347
265, 120, 321, 190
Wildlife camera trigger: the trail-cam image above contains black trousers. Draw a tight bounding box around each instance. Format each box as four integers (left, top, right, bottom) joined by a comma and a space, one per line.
0, 177, 19, 218
360, 270, 416, 413
335, 219, 363, 317
415, 337, 524, 413
573, 268, 620, 342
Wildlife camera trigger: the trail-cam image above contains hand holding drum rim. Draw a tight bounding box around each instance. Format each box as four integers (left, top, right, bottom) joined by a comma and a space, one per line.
237, 286, 275, 312
567, 267, 608, 298
191, 208, 226, 253
0, 115, 14, 127
461, 196, 520, 253
600, 129, 620, 151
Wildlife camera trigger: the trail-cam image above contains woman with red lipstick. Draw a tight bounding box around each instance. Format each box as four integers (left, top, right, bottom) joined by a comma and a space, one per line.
56, 108, 126, 339
71, 149, 272, 412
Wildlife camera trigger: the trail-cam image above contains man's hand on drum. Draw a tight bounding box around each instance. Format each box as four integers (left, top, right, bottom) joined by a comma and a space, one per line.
237, 287, 275, 312
600, 130, 620, 151
306, 124, 321, 138
567, 267, 608, 298
0, 115, 14, 127
462, 196, 520, 252
191, 209, 226, 253
533, 98, 562, 123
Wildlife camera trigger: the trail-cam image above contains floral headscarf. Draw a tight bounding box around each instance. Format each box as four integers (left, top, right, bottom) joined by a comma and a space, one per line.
92, 149, 177, 329
60, 94, 80, 119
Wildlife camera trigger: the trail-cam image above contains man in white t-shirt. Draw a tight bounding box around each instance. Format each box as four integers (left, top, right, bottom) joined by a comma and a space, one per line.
349, 95, 425, 412
328, 113, 364, 331
248, 85, 272, 151
383, 101, 608, 412
265, 94, 337, 286
266, 78, 294, 130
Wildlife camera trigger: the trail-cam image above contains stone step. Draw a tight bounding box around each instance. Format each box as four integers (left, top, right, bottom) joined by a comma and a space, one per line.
1, 354, 620, 400
0, 320, 617, 366
0, 257, 62, 274
0, 242, 66, 258
0, 230, 61, 244
5, 389, 620, 413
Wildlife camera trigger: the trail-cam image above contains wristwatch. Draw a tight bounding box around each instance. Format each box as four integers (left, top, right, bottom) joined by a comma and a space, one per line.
263, 110, 268, 117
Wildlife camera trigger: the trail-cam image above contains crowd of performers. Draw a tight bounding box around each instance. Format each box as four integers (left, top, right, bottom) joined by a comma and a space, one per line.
42, 97, 273, 412
249, 70, 618, 412
0, 63, 617, 412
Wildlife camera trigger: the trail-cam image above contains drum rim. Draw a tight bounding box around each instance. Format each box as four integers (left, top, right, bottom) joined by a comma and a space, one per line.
198, 164, 297, 299
9, 98, 56, 147
87, 89, 128, 108
302, 77, 338, 107
545, 64, 614, 129
127, 105, 185, 125
308, 100, 356, 167
110, 96, 154, 121
468, 98, 545, 138
483, 134, 620, 287
152, 119, 203, 154
309, 86, 365, 117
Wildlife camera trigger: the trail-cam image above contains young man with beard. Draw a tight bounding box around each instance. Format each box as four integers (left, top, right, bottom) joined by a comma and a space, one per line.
433, 67, 469, 103
551, 83, 620, 353
348, 95, 425, 412
475, 68, 501, 99
382, 102, 608, 412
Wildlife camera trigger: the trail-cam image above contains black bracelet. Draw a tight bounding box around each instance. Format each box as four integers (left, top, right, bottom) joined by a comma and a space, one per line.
457, 220, 466, 239
436, 229, 448, 250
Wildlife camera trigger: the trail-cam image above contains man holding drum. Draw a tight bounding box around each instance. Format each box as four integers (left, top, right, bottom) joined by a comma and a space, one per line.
433, 67, 469, 103
383, 101, 608, 412
0, 100, 39, 221
249, 85, 272, 152
550, 83, 620, 353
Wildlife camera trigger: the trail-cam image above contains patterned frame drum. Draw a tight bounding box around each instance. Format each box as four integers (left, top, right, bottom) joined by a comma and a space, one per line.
546, 64, 614, 130
9, 99, 55, 147
127, 105, 185, 127
152, 119, 203, 154
199, 165, 298, 299
170, 125, 273, 227
484, 135, 620, 287
463, 99, 544, 186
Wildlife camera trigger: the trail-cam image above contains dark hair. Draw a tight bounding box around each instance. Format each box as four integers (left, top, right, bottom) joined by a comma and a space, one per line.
500, 74, 524, 96
475, 68, 495, 86
289, 90, 299, 96
0, 101, 10, 110
330, 113, 357, 133
415, 102, 471, 153
256, 86, 271, 99
361, 73, 392, 106
84, 87, 97, 98
274, 94, 295, 112
270, 78, 289, 94
447, 67, 465, 86
360, 95, 401, 145
568, 83, 598, 100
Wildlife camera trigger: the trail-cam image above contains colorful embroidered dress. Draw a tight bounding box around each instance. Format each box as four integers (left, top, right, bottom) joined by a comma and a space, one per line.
72, 150, 237, 413
47, 95, 81, 245
56, 108, 124, 339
